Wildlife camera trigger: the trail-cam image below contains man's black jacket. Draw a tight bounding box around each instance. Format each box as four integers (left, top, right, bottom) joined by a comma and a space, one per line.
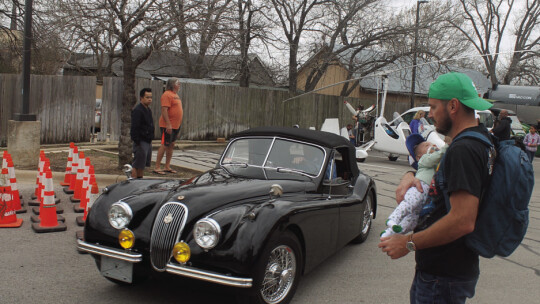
492, 116, 511, 140
131, 103, 154, 144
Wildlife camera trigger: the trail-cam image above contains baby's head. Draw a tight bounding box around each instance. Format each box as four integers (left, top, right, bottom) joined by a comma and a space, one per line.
406, 133, 430, 170
414, 141, 435, 161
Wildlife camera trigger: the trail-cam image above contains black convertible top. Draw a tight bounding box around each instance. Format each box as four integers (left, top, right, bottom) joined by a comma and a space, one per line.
230, 126, 359, 177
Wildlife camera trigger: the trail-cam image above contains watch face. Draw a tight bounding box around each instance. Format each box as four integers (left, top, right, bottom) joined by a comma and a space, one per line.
407, 241, 416, 252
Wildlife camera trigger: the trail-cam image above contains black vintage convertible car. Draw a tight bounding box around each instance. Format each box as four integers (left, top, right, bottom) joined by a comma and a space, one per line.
77, 126, 377, 304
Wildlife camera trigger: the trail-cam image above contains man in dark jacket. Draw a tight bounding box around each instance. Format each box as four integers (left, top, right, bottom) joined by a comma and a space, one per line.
491, 109, 511, 140
130, 88, 155, 178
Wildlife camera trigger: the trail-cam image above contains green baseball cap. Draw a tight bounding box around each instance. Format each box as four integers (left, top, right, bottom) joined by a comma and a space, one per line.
428, 72, 493, 110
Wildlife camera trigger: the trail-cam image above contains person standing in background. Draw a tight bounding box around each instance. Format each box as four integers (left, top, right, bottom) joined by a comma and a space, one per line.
130, 88, 154, 178
523, 125, 539, 163
409, 110, 425, 134
491, 109, 511, 140
154, 78, 183, 175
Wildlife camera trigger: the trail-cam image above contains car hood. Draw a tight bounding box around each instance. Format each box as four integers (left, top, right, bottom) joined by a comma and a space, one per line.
167, 168, 313, 219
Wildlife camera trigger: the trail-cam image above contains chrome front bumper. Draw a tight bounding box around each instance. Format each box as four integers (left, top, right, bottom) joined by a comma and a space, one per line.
76, 239, 253, 288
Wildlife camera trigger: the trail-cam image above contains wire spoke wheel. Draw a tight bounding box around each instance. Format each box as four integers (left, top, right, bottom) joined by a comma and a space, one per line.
260, 245, 297, 304
361, 193, 373, 235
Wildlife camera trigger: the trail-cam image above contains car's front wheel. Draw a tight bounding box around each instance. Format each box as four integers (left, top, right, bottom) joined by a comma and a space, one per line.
351, 191, 373, 244
241, 232, 303, 304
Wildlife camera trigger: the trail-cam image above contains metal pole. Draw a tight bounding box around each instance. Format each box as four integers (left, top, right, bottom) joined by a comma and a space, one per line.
15, 0, 36, 121
409, 0, 427, 109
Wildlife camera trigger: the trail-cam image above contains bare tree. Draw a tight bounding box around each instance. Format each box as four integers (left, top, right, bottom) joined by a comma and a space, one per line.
301, 0, 377, 94
50, 0, 176, 167
1, 0, 66, 74
503, 0, 540, 85
46, 0, 121, 81
269, 0, 331, 93
448, 0, 540, 86
169, 0, 235, 79
235, 0, 269, 87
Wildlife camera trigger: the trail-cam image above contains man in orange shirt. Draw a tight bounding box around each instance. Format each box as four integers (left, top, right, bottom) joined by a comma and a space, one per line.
154, 78, 183, 174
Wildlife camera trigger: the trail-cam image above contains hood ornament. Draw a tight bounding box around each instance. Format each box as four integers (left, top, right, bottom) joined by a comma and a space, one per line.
164, 213, 173, 224
269, 184, 283, 198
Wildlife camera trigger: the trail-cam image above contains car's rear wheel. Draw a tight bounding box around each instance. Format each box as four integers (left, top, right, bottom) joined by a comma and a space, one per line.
241, 232, 303, 304
351, 191, 373, 244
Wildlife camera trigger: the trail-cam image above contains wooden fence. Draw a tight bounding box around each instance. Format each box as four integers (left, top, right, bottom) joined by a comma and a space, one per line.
1, 74, 412, 146
0, 74, 96, 146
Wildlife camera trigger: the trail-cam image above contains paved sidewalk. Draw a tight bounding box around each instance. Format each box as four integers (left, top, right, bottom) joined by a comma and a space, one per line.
6, 140, 227, 186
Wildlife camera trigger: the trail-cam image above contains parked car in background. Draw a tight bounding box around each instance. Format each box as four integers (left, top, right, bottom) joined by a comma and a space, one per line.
94, 99, 102, 133
77, 126, 377, 304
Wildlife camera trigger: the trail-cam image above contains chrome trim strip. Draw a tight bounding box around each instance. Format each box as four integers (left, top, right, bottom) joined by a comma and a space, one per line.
76, 239, 142, 263
166, 263, 252, 288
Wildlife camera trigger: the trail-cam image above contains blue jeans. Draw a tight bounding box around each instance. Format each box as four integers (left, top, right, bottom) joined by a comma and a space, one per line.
525, 150, 535, 163
410, 270, 478, 304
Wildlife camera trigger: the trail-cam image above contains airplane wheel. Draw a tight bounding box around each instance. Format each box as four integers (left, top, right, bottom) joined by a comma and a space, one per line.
388, 156, 398, 161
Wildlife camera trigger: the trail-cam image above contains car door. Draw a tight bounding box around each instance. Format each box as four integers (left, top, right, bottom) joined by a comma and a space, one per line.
321, 150, 361, 248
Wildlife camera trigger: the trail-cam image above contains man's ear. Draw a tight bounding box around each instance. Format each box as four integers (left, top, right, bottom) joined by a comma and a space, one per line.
448, 98, 460, 115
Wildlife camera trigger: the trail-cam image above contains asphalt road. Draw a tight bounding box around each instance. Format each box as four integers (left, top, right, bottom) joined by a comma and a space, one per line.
1, 151, 539, 304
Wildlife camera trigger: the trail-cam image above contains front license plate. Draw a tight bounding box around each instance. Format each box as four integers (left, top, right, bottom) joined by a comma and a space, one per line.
101, 256, 133, 283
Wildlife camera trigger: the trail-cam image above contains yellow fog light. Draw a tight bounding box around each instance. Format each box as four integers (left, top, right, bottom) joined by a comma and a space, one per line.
173, 242, 191, 264
118, 229, 135, 249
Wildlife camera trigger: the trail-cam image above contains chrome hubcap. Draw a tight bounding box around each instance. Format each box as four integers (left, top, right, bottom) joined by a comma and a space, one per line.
260, 245, 296, 304
362, 195, 373, 235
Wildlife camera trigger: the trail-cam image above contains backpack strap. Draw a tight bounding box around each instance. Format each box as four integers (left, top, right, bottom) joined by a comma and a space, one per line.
436, 130, 495, 211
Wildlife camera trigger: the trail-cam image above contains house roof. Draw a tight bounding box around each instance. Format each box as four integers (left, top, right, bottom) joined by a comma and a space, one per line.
301, 46, 491, 96
64, 49, 274, 86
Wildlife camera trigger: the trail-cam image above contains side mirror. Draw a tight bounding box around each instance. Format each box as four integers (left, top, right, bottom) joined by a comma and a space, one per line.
123, 164, 133, 180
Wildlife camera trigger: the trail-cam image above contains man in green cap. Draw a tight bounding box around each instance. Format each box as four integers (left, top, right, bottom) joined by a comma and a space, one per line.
379, 72, 493, 303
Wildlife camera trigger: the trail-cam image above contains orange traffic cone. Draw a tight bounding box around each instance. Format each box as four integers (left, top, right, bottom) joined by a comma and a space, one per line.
77, 180, 99, 226
31, 151, 46, 200
32, 170, 67, 233
60, 142, 75, 186
64, 147, 79, 194
29, 159, 60, 206
7, 160, 26, 214
1, 150, 8, 169
74, 159, 92, 212
0, 167, 23, 228
70, 152, 85, 202
32, 161, 63, 217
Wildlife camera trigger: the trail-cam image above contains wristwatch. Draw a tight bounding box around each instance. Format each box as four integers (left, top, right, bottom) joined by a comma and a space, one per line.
406, 234, 417, 252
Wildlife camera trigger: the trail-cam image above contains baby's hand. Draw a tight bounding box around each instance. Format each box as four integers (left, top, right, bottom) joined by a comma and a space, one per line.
428, 146, 439, 154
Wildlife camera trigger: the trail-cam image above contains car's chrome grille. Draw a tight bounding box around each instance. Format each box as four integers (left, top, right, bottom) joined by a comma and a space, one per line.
150, 202, 188, 271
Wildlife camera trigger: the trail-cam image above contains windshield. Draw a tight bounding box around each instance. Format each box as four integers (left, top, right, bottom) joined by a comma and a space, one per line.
220, 138, 325, 180
478, 112, 494, 128
509, 116, 525, 134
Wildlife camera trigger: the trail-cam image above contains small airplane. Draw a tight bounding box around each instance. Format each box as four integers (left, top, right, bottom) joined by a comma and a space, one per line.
322, 75, 445, 162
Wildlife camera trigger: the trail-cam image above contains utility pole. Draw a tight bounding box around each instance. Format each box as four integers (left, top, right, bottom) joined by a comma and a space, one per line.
410, 0, 428, 109
15, 0, 36, 121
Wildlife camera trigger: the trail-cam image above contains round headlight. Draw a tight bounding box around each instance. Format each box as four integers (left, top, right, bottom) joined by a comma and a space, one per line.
118, 229, 135, 249
193, 218, 221, 250
108, 201, 133, 229
173, 242, 191, 264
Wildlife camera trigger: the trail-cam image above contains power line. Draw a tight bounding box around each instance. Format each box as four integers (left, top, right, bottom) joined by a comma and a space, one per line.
282, 50, 533, 103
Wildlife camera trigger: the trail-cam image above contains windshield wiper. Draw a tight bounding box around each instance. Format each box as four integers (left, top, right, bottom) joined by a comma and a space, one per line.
221, 161, 248, 168
276, 167, 314, 179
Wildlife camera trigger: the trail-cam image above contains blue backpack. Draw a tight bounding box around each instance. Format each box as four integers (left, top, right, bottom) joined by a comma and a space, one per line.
437, 131, 534, 258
